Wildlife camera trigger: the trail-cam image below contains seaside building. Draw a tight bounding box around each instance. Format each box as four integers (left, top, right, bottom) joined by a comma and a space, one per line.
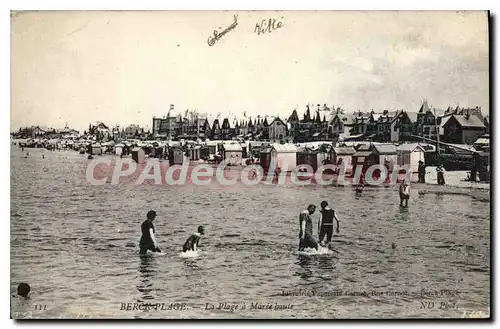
124, 124, 145, 139
415, 100, 439, 141
211, 119, 222, 140
152, 104, 178, 140
268, 116, 287, 142
146, 101, 487, 145
374, 110, 398, 142
390, 111, 417, 142
221, 118, 232, 140
327, 108, 355, 141
440, 112, 486, 144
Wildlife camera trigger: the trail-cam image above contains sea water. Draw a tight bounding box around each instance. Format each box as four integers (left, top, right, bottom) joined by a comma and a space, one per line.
10, 148, 490, 319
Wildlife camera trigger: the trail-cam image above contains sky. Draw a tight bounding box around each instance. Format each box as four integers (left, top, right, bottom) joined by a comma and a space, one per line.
10, 10, 489, 132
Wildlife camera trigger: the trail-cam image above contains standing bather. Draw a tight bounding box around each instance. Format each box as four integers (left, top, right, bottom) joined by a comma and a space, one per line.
399, 179, 410, 207
436, 164, 446, 185
418, 161, 426, 183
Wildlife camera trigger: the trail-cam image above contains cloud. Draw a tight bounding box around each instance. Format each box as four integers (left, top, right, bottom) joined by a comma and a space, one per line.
10, 11, 488, 131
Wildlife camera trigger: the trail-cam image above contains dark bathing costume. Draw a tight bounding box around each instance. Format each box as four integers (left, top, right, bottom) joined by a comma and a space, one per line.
139, 219, 157, 254
399, 185, 410, 200
299, 211, 319, 250
183, 234, 201, 252
319, 208, 335, 243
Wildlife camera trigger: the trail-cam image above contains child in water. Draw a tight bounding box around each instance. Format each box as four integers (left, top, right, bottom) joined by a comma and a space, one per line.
183, 226, 205, 252
399, 179, 410, 207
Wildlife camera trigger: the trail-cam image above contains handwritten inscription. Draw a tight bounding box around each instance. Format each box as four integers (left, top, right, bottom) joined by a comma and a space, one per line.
208, 15, 238, 47
254, 17, 284, 35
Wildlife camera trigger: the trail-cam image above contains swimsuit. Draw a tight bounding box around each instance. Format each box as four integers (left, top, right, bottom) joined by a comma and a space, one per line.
299, 211, 318, 250
139, 220, 157, 254
183, 234, 201, 252
319, 209, 335, 243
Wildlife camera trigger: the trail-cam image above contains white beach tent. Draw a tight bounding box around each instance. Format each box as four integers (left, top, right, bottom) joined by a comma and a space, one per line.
270, 143, 298, 172
396, 143, 426, 174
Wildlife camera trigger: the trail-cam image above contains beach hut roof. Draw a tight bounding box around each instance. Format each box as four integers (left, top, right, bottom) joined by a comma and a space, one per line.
223, 143, 243, 152
396, 143, 426, 152
332, 147, 357, 155
356, 143, 372, 151
372, 144, 397, 155
271, 143, 297, 153
298, 142, 330, 150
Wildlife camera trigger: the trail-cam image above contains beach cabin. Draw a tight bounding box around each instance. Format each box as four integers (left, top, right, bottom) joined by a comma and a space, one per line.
317, 144, 332, 167
222, 143, 243, 166
151, 146, 164, 159
351, 150, 373, 177
123, 142, 133, 156
296, 147, 320, 171
296, 146, 330, 172
331, 147, 356, 173
396, 143, 426, 174
131, 147, 145, 164
189, 146, 201, 161
115, 143, 124, 156
260, 143, 297, 173
239, 142, 248, 158
206, 141, 219, 156
169, 147, 184, 165
101, 141, 114, 154
88, 144, 102, 155
142, 144, 153, 156
200, 145, 210, 159
249, 141, 268, 158
372, 144, 398, 172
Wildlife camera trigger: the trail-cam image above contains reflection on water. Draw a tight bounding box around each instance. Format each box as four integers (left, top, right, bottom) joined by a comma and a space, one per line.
10, 148, 490, 319
137, 255, 156, 301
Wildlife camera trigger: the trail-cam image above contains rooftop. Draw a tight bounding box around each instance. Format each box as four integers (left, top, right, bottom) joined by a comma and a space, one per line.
332, 147, 357, 155
372, 144, 397, 154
